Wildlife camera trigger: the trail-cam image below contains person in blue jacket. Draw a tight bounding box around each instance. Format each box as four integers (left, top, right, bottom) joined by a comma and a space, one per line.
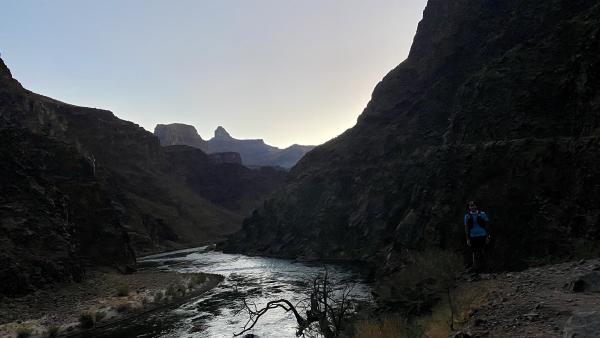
464, 200, 491, 270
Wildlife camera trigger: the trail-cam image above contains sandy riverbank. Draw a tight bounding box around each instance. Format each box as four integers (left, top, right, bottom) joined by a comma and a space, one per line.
0, 270, 223, 338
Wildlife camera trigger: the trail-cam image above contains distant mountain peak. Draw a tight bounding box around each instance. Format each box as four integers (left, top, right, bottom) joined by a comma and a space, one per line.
154, 123, 314, 168
214, 126, 232, 140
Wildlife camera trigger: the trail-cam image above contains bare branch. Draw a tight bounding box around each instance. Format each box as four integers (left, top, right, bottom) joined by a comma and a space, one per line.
234, 268, 357, 338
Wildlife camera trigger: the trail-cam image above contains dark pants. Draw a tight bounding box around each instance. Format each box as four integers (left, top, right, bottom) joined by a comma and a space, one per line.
470, 236, 487, 250
470, 236, 488, 271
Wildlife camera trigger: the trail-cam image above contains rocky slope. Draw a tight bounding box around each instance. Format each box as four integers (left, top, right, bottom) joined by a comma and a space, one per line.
0, 58, 283, 295
224, 0, 600, 274
460, 259, 600, 337
155, 124, 314, 168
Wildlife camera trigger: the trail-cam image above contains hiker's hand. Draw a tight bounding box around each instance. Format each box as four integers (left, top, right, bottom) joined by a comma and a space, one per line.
466, 239, 471, 247
486, 235, 491, 244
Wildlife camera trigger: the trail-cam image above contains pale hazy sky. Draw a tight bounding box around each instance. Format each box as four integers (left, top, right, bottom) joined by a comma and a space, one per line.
1, 0, 427, 147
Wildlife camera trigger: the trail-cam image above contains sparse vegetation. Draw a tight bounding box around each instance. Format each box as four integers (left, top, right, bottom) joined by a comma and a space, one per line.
165, 284, 177, 298
354, 315, 417, 338
79, 312, 95, 329
190, 273, 206, 286
116, 285, 129, 297
390, 249, 464, 316
355, 250, 486, 337
353, 285, 488, 338
418, 282, 490, 337
165, 283, 187, 299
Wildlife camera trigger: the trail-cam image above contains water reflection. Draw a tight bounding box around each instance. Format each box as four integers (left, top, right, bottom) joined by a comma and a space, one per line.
92, 247, 373, 338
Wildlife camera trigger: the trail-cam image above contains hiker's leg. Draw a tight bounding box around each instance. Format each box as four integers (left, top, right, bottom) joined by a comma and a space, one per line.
482, 245, 488, 271
469, 237, 477, 269
471, 237, 485, 272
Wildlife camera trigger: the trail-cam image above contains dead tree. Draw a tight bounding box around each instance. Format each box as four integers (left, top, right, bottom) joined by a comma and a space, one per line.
234, 268, 355, 338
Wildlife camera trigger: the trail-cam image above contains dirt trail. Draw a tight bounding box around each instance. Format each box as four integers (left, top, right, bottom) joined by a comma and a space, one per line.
462, 259, 600, 338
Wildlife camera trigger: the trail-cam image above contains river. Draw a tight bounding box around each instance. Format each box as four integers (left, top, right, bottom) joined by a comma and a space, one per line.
90, 246, 373, 338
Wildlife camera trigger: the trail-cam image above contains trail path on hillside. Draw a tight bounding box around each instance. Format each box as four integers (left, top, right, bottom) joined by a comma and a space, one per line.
463, 259, 600, 338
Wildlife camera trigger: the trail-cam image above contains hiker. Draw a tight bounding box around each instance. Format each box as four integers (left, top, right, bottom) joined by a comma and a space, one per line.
464, 201, 491, 271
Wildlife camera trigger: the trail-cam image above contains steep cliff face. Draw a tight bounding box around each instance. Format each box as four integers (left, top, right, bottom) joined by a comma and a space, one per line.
0, 57, 283, 295
155, 123, 206, 149
154, 124, 315, 168
224, 0, 600, 270
0, 59, 136, 294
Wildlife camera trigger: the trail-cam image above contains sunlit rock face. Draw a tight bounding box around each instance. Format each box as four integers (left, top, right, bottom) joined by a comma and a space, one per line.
155, 123, 207, 149
223, 0, 600, 270
154, 124, 315, 168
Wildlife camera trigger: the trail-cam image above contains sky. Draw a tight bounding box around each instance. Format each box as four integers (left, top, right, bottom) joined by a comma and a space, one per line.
0, 0, 427, 148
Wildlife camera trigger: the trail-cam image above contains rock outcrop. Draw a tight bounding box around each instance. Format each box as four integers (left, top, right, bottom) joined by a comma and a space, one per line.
154, 124, 314, 168
223, 0, 600, 273
0, 59, 135, 295
155, 123, 206, 149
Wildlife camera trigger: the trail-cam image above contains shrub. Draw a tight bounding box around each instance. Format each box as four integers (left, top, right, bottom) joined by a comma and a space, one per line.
388, 249, 464, 316
16, 326, 32, 338
154, 291, 163, 303
116, 285, 129, 297
79, 312, 95, 329
165, 284, 177, 298
190, 273, 206, 286
47, 325, 60, 338
116, 303, 129, 313
176, 284, 186, 297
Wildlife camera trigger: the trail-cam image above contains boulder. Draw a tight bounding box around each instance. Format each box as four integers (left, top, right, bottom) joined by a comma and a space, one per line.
564, 311, 600, 338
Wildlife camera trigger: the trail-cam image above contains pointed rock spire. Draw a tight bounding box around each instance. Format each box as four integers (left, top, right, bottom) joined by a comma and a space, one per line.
214, 126, 232, 139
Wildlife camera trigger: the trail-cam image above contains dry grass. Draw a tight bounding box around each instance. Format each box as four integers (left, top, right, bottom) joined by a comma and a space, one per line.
394, 249, 464, 290
419, 280, 491, 337
354, 315, 416, 338
355, 249, 486, 338
387, 249, 464, 316
354, 282, 490, 338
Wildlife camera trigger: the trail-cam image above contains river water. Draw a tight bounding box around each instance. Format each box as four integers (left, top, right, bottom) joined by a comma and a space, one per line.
91, 246, 373, 338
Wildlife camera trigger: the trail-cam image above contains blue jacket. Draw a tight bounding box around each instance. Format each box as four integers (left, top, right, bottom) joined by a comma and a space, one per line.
464, 211, 489, 238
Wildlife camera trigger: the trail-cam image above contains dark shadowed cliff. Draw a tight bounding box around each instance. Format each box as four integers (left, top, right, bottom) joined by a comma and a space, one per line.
0, 58, 284, 295
223, 0, 600, 274
155, 123, 315, 168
